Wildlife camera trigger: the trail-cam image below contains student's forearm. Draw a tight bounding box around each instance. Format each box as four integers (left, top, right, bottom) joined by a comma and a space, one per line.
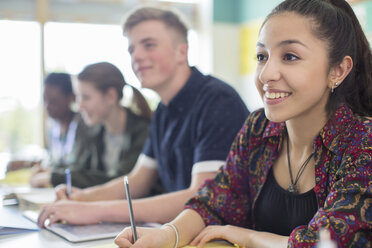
93, 200, 130, 222
92, 171, 216, 223
127, 171, 216, 223
246, 230, 288, 248
74, 167, 157, 202
173, 209, 206, 247
78, 177, 124, 201
131, 187, 199, 223
96, 187, 200, 224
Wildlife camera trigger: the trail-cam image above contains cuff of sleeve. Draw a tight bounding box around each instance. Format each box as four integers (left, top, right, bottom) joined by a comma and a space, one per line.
50, 171, 65, 187
192, 160, 225, 175
137, 154, 157, 169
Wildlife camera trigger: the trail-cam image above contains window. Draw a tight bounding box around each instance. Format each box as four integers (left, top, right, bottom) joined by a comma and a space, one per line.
0, 20, 201, 154
0, 21, 43, 153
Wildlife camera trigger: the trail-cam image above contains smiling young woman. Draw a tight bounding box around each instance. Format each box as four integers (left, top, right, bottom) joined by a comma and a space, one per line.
114, 0, 372, 248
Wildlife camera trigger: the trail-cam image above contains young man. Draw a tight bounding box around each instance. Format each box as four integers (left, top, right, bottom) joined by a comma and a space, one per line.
38, 7, 249, 227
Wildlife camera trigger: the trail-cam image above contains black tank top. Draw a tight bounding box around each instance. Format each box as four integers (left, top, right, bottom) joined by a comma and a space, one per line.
254, 168, 318, 236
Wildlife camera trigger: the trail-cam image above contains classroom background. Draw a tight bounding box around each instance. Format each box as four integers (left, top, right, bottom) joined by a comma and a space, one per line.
0, 0, 371, 165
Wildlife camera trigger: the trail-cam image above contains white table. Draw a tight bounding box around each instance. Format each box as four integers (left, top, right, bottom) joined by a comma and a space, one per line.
0, 227, 116, 248
0, 189, 117, 248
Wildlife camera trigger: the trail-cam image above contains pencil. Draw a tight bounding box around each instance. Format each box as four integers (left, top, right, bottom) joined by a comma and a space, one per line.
65, 168, 71, 198
124, 176, 138, 242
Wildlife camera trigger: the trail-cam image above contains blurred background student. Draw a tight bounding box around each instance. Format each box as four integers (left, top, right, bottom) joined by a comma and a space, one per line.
48, 61, 152, 188
7, 72, 93, 187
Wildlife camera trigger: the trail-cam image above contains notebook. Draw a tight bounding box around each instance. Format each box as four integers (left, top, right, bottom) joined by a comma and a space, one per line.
23, 210, 160, 243
0, 207, 39, 235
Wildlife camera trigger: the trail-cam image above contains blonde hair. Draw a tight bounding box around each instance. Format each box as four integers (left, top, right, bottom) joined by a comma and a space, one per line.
123, 6, 188, 44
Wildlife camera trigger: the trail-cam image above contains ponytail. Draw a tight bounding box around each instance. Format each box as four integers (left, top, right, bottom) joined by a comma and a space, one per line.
78, 62, 153, 120
328, 0, 372, 116
127, 84, 153, 121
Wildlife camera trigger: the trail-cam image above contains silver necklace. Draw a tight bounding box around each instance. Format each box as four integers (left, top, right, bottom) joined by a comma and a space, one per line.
286, 130, 314, 194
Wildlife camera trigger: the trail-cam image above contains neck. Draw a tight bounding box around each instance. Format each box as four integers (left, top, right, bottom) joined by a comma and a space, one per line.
285, 106, 329, 156
58, 111, 74, 135
157, 65, 191, 105
104, 106, 127, 135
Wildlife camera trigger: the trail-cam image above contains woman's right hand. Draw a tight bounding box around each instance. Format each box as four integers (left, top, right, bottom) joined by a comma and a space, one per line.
55, 184, 82, 200
114, 225, 176, 248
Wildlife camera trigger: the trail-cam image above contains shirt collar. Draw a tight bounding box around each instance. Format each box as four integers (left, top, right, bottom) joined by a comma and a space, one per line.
318, 104, 354, 153
262, 104, 355, 153
263, 120, 285, 139
164, 66, 204, 113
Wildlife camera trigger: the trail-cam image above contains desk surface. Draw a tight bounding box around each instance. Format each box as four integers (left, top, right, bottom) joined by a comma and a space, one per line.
0, 232, 233, 248
0, 228, 116, 248
0, 224, 233, 248
0, 183, 117, 248
0, 204, 117, 248
0, 184, 233, 248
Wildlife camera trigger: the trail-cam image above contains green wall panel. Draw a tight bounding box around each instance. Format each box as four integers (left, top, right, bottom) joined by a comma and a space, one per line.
214, 0, 282, 23
366, 1, 372, 33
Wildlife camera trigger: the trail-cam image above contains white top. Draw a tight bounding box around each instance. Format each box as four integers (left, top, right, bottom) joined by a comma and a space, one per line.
137, 153, 225, 174
46, 115, 78, 166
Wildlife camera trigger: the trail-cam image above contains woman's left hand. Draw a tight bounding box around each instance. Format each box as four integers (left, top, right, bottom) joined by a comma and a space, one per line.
189, 225, 252, 248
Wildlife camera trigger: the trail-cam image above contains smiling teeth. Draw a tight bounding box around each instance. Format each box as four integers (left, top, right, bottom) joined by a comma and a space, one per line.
265, 92, 289, 99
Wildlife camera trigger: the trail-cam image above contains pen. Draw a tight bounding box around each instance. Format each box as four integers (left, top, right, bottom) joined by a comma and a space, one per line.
65, 168, 71, 198
124, 176, 137, 242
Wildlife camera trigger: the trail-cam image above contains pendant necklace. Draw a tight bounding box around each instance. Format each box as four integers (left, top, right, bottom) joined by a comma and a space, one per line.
286, 130, 314, 194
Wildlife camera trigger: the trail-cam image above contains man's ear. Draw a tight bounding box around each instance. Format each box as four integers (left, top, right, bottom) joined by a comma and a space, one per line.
176, 43, 188, 65
328, 55, 353, 90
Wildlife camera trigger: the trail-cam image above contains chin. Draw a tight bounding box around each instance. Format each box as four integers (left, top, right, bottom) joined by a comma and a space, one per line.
139, 79, 155, 90
264, 109, 287, 123
82, 116, 96, 126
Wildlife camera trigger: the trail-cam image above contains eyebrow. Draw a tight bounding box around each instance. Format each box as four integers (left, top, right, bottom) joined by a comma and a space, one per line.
130, 37, 156, 46
128, 37, 157, 50
257, 39, 308, 49
140, 37, 156, 44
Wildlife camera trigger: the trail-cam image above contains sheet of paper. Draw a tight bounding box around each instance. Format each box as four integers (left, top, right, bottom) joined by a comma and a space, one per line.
0, 207, 39, 234
16, 189, 56, 205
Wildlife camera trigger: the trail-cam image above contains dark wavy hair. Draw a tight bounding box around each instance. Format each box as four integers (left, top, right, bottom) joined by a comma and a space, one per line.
264, 0, 372, 116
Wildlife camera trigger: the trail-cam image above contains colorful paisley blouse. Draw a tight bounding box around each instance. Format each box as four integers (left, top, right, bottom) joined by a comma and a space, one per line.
185, 104, 372, 247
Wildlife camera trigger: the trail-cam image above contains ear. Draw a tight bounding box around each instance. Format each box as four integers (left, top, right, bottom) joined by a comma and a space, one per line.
328, 55, 353, 90
105, 87, 119, 104
176, 43, 188, 65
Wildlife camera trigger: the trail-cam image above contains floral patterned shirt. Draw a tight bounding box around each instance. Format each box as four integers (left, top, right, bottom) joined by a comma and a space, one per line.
185, 104, 372, 247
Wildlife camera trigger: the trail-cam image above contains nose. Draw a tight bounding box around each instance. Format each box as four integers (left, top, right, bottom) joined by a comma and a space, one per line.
258, 57, 281, 85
